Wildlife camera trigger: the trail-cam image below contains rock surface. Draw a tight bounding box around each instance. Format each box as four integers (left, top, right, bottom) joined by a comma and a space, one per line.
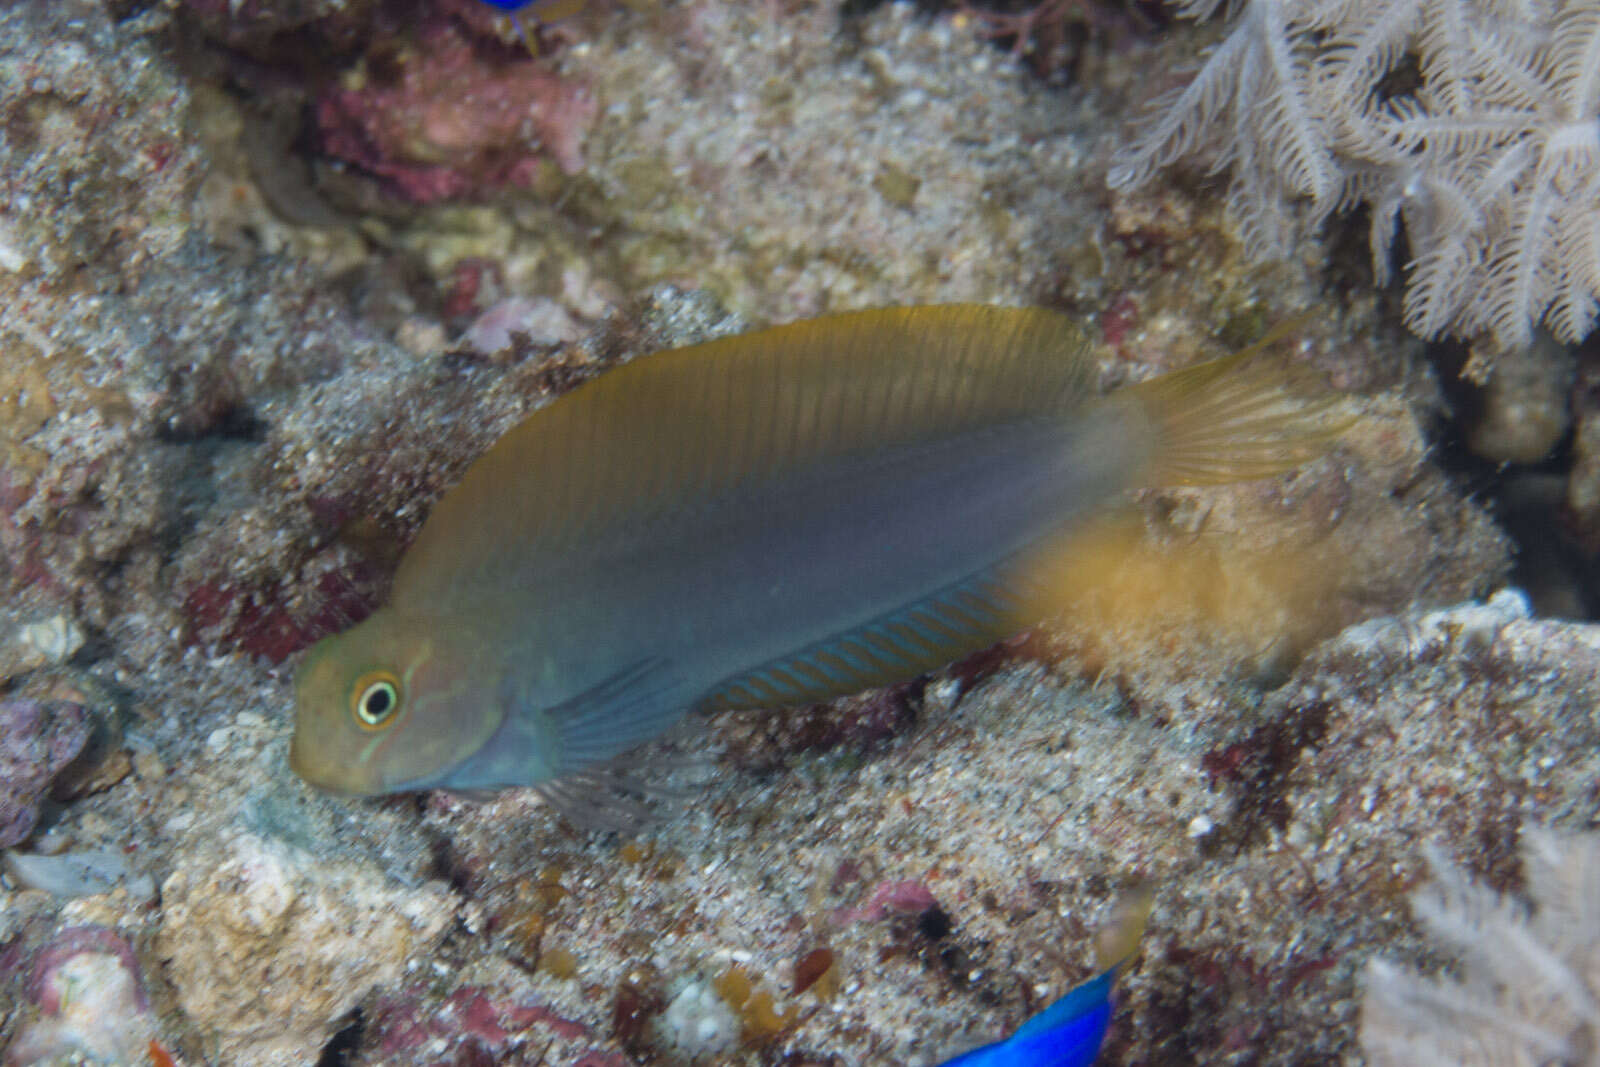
156, 831, 455, 1066
0, 700, 90, 849
0, 0, 1584, 1065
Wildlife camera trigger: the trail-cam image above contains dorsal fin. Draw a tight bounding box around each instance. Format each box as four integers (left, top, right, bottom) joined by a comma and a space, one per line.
395, 306, 1095, 604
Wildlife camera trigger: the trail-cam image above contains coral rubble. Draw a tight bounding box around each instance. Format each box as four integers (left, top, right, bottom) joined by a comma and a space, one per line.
2, 926, 155, 1067
0, 700, 89, 849
156, 831, 455, 1065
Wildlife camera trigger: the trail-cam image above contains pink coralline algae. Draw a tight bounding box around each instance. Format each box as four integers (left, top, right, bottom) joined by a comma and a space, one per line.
182, 560, 381, 665
3, 926, 156, 1067
831, 879, 941, 925
316, 24, 595, 203
0, 699, 90, 849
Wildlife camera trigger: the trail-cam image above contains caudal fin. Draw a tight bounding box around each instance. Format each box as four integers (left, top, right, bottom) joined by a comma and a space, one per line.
1123, 318, 1351, 487
1094, 885, 1152, 971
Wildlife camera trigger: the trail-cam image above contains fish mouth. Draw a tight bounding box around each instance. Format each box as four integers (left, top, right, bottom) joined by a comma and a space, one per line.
293, 709, 524, 799
298, 756, 457, 798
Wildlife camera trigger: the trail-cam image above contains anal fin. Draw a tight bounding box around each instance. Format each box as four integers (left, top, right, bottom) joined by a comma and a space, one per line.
701, 571, 1035, 713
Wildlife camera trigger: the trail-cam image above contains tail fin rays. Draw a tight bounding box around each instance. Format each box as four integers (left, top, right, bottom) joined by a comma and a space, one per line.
1125, 320, 1353, 487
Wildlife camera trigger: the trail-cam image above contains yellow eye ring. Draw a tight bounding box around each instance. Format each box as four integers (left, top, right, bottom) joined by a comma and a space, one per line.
350, 671, 403, 730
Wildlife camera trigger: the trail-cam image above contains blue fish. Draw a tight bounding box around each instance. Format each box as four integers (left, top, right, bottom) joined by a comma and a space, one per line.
937, 889, 1148, 1067
937, 966, 1119, 1067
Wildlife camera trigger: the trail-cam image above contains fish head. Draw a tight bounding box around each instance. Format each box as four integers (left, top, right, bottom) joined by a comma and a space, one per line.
289, 609, 507, 796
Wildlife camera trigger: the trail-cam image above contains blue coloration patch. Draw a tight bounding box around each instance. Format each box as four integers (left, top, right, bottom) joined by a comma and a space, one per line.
477, 0, 534, 9
937, 968, 1116, 1067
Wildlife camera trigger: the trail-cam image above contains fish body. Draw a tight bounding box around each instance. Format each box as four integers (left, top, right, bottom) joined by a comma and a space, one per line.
291, 305, 1332, 819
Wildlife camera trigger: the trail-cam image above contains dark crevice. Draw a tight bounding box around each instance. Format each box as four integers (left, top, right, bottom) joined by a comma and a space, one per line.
1423, 341, 1598, 619
1341, 192, 1598, 621
107, 0, 162, 21
425, 835, 482, 896
316, 1009, 364, 1067
155, 401, 268, 445
916, 904, 954, 941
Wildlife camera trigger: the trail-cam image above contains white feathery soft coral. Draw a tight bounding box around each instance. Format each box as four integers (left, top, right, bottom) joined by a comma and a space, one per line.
1107, 0, 1343, 255
1110, 0, 1600, 350
1360, 825, 1600, 1067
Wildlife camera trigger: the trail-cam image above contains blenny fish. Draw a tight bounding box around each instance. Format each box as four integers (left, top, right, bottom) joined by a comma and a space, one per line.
291, 305, 1335, 822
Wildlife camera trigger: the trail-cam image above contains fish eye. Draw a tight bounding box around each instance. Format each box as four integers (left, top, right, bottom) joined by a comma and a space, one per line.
350, 671, 403, 730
